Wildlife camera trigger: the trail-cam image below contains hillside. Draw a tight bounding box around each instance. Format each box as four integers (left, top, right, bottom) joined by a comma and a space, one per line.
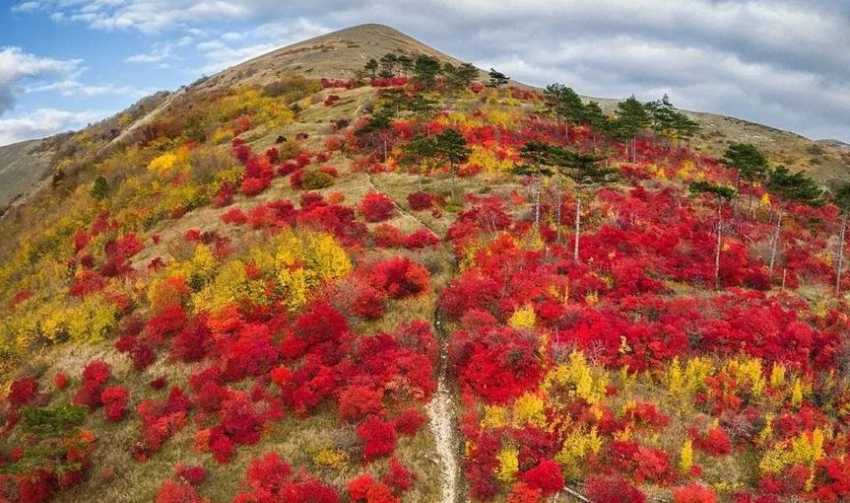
0, 23, 849, 503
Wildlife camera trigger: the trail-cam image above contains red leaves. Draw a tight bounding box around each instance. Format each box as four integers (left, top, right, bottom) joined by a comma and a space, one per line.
155, 480, 208, 503
100, 386, 129, 422
234, 452, 339, 503
8, 378, 38, 408
691, 427, 732, 457
241, 176, 272, 197
221, 207, 247, 225
673, 484, 718, 503
174, 465, 206, 486
359, 192, 395, 222
585, 475, 646, 503
407, 191, 439, 211
339, 385, 384, 423
454, 327, 542, 404
356, 415, 397, 463
371, 257, 430, 299
72, 360, 111, 411
520, 459, 564, 496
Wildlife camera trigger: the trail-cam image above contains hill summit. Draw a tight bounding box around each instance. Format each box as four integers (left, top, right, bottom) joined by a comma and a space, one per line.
0, 23, 849, 503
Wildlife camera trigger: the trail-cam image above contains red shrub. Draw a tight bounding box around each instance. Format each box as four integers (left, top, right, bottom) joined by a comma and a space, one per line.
521, 459, 564, 496
407, 191, 437, 210
382, 457, 413, 491
393, 409, 426, 436
673, 484, 717, 503
240, 176, 271, 196
155, 480, 208, 503
338, 385, 384, 422
404, 229, 440, 249
73, 360, 111, 410
357, 415, 397, 462
359, 192, 395, 222
54, 372, 69, 390
174, 464, 207, 486
454, 327, 542, 404
371, 257, 430, 299
8, 377, 38, 408
221, 207, 247, 225
585, 475, 646, 503
691, 427, 732, 456
100, 386, 129, 422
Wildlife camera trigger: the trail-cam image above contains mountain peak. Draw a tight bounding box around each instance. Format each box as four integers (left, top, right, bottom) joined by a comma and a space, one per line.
200, 23, 464, 90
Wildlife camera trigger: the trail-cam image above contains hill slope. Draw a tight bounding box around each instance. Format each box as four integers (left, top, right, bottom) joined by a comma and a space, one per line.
0, 23, 848, 503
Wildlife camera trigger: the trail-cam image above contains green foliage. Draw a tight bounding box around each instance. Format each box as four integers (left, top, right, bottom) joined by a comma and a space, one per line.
435, 128, 470, 167
833, 182, 850, 212
689, 180, 737, 201
544, 84, 585, 124
487, 68, 510, 88
364, 58, 378, 78
20, 404, 87, 437
613, 95, 652, 141
443, 62, 478, 92
645, 94, 699, 141
768, 165, 824, 206
89, 175, 109, 200
722, 143, 769, 181
413, 55, 442, 88
301, 170, 335, 190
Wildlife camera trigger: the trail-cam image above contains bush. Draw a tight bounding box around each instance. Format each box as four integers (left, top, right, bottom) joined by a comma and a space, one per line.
521, 459, 564, 495
371, 257, 430, 299
100, 386, 129, 422
357, 415, 397, 462
673, 484, 717, 503
585, 475, 646, 503
9, 377, 39, 408
300, 170, 335, 190
359, 192, 395, 222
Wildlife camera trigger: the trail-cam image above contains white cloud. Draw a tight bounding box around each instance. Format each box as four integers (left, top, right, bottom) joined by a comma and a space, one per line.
0, 47, 81, 115
11, 0, 850, 140
125, 44, 175, 64
0, 108, 105, 145
25, 79, 154, 98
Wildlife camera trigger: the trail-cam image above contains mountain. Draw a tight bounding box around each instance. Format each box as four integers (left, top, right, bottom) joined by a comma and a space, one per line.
3, 24, 848, 215
0, 23, 849, 503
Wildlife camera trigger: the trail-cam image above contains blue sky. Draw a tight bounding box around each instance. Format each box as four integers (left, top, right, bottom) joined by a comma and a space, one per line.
1, 0, 848, 146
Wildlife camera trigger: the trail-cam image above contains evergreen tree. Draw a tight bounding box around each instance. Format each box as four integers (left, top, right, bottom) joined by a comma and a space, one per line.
379, 53, 398, 78
400, 135, 440, 190
444, 62, 478, 93
364, 58, 379, 78
613, 96, 651, 162
486, 68, 510, 88
413, 55, 442, 89
767, 165, 824, 206
434, 128, 470, 201
396, 55, 414, 77
90, 175, 109, 200
544, 84, 585, 125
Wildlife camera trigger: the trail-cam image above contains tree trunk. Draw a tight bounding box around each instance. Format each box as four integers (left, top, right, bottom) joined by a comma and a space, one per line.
769, 208, 783, 278
450, 163, 456, 202
534, 175, 541, 231
837, 211, 848, 294
574, 196, 581, 262
714, 198, 723, 289
556, 189, 563, 243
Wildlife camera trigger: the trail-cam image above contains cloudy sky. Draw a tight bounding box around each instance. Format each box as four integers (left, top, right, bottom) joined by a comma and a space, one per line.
0, 0, 847, 146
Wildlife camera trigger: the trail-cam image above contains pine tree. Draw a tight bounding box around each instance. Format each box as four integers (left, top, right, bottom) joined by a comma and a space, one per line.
689, 181, 737, 288
613, 96, 651, 162
90, 175, 109, 200
487, 68, 510, 88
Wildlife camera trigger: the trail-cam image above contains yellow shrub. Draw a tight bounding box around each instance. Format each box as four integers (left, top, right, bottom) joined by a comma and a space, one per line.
481, 405, 508, 429
496, 446, 519, 482
680, 440, 694, 474
544, 351, 608, 405
513, 393, 546, 427
759, 429, 825, 475
555, 427, 602, 478
508, 305, 536, 329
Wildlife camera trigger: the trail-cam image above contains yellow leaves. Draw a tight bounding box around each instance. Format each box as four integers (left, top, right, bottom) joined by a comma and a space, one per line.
313, 447, 348, 468
513, 393, 546, 427
555, 427, 602, 478
496, 446, 519, 482
760, 193, 772, 207
680, 440, 694, 474
148, 147, 191, 175
791, 377, 804, 408
508, 305, 536, 329
759, 429, 825, 476
725, 357, 766, 397
769, 363, 786, 389
544, 351, 608, 405
481, 405, 509, 429
667, 356, 715, 397
466, 145, 515, 173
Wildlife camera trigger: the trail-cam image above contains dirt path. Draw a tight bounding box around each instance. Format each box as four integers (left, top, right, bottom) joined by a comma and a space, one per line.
366, 174, 464, 503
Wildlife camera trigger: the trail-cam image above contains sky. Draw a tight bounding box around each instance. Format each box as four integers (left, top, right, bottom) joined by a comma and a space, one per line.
0, 0, 848, 146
